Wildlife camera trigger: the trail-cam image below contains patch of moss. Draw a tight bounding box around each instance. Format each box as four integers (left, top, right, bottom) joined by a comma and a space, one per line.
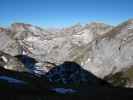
104, 72, 128, 87
123, 67, 133, 81
108, 72, 128, 87
104, 66, 133, 87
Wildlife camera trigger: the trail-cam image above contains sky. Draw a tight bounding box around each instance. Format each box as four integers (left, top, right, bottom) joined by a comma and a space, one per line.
0, 0, 133, 28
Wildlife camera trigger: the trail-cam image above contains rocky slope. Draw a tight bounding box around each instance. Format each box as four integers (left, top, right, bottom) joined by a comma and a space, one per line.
1, 61, 133, 100
0, 51, 110, 87
79, 19, 133, 78
0, 22, 113, 63
1, 19, 133, 85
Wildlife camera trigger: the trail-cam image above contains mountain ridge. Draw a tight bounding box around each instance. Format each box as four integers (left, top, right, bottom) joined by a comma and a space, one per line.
0, 19, 133, 84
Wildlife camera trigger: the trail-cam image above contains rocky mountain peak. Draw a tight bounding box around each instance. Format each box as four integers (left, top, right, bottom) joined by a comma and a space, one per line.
85, 22, 112, 28
59, 23, 83, 35
125, 19, 133, 24
118, 19, 133, 29
70, 23, 82, 28
102, 19, 133, 39
11, 23, 32, 32
122, 19, 133, 30
83, 22, 113, 36
0, 27, 10, 33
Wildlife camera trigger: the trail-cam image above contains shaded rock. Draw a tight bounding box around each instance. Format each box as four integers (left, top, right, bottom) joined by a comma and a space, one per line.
46, 61, 110, 86
0, 66, 51, 91
15, 55, 56, 75
34, 62, 57, 74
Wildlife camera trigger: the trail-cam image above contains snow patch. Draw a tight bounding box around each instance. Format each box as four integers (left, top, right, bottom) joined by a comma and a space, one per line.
50, 88, 77, 94
1, 56, 8, 63
26, 36, 39, 42
127, 25, 133, 29
87, 58, 91, 62
0, 76, 26, 84
4, 65, 8, 69
26, 64, 48, 75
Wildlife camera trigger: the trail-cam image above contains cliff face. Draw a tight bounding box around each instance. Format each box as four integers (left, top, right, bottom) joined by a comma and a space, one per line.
80, 20, 133, 78
1, 20, 133, 80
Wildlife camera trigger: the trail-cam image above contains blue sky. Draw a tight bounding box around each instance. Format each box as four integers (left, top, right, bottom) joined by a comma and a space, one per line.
0, 0, 133, 28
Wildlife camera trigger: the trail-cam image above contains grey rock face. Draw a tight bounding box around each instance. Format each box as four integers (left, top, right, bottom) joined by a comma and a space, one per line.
78, 19, 133, 78
0, 27, 21, 55
18, 22, 112, 63
1, 20, 133, 81
0, 22, 112, 64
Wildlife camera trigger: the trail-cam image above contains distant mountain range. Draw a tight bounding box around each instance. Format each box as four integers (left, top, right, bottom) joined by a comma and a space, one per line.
1, 19, 133, 99
1, 19, 133, 88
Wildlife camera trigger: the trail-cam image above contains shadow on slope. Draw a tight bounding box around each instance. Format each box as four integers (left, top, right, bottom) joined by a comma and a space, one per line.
15, 55, 37, 69
1, 55, 133, 99
14, 55, 112, 88
0, 67, 51, 92
45, 61, 111, 88
15, 55, 56, 74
